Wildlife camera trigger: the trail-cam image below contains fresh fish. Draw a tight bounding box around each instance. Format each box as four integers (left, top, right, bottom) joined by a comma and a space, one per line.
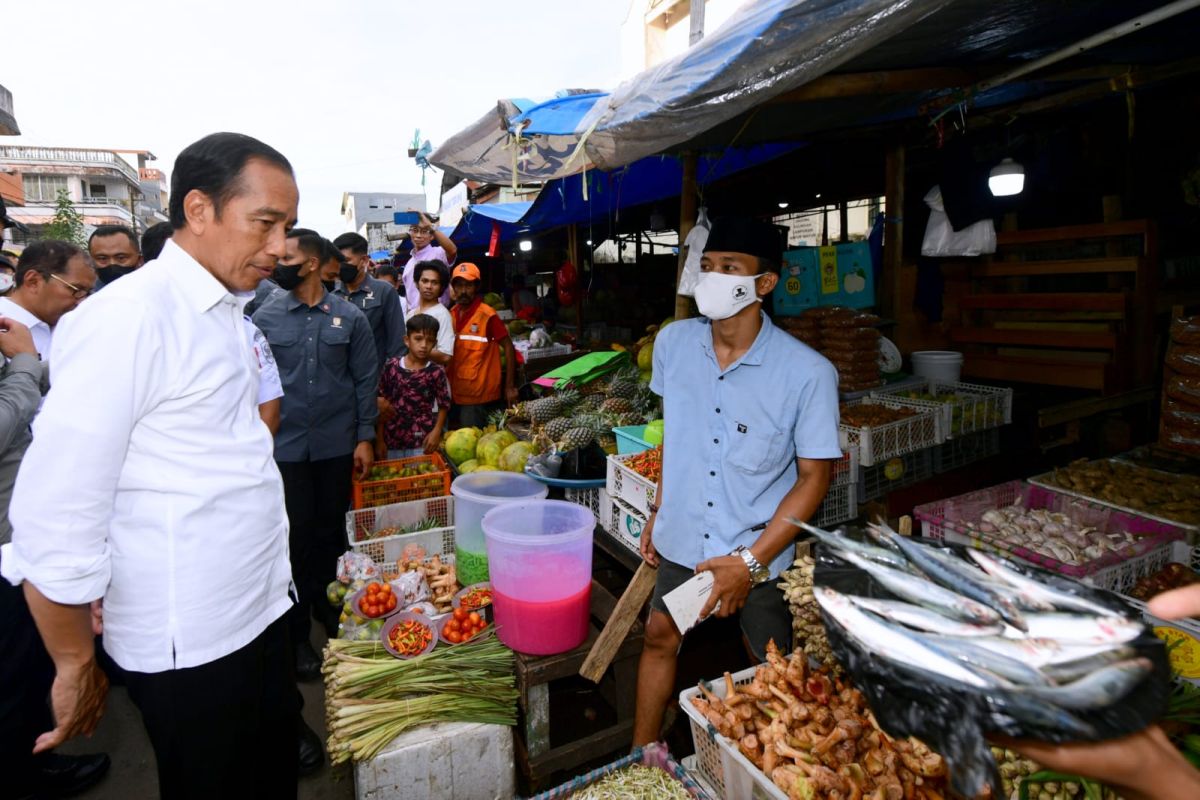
868, 521, 1029, 632
986, 693, 1098, 739
940, 635, 1066, 668
1041, 646, 1138, 682
1018, 658, 1154, 710
965, 550, 1115, 616
835, 549, 1003, 627
847, 596, 1005, 637
914, 633, 1051, 685
1022, 613, 1143, 646
792, 520, 914, 572
813, 587, 994, 689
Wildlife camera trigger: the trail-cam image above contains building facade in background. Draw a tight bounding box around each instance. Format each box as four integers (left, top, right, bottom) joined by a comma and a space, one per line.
340, 191, 426, 253
620, 0, 742, 79
0, 145, 168, 244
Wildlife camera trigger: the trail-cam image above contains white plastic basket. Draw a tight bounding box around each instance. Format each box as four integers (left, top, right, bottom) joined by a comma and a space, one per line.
517, 341, 573, 361
606, 453, 658, 516
871, 378, 1012, 438
346, 496, 455, 564
828, 445, 859, 488
603, 495, 647, 555
839, 397, 942, 467
680, 666, 787, 800
813, 482, 859, 528
563, 486, 606, 518
857, 447, 933, 503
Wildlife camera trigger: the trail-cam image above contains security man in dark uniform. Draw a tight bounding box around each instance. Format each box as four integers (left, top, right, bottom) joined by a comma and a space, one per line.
332, 232, 406, 374
251, 228, 378, 681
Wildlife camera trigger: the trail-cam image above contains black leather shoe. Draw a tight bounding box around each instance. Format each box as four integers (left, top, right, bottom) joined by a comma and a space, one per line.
298, 719, 324, 777
33, 752, 112, 798
295, 640, 322, 682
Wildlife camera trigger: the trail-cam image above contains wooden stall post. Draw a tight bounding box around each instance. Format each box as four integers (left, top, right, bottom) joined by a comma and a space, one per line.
674, 151, 699, 321
569, 224, 583, 335
881, 144, 906, 318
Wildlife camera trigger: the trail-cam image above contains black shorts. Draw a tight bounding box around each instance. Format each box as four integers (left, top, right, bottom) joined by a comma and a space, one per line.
649, 558, 792, 661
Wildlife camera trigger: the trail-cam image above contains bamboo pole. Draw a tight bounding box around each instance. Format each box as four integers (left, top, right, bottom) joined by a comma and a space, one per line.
674, 152, 698, 320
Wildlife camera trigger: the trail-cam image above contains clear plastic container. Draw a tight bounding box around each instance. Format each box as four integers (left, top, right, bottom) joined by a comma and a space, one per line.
451, 472, 548, 585
483, 499, 594, 655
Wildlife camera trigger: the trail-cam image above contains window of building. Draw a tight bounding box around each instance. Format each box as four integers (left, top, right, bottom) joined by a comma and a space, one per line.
25, 174, 69, 202
89, 183, 107, 198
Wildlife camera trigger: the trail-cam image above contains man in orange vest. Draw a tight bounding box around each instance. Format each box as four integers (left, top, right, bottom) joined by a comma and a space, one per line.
447, 263, 517, 428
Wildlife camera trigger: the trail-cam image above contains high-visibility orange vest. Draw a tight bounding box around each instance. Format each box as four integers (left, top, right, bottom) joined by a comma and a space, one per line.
449, 300, 502, 405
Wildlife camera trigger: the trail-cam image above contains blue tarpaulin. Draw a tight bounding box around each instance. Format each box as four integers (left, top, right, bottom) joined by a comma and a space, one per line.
447, 142, 800, 250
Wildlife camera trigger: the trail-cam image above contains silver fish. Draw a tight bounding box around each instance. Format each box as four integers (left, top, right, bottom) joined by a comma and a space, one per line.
835, 549, 1003, 627
1018, 658, 1154, 709
965, 550, 1114, 616
813, 587, 994, 688
1041, 646, 1138, 682
871, 525, 1028, 631
1021, 613, 1143, 645
943, 635, 1066, 668
986, 693, 1097, 739
793, 520, 914, 572
915, 633, 1051, 685
847, 596, 1005, 637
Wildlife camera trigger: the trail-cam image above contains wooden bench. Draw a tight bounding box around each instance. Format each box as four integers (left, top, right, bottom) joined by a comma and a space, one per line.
950, 220, 1157, 393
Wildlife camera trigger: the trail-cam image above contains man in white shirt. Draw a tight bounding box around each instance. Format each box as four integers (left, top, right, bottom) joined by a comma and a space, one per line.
1, 132, 303, 799
0, 241, 96, 359
407, 260, 455, 368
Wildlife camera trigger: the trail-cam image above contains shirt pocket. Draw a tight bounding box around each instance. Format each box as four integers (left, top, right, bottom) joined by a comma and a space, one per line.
320, 324, 352, 368
726, 421, 789, 475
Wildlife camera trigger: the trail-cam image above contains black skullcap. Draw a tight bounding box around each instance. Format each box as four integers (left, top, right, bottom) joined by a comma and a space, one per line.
704, 217, 787, 264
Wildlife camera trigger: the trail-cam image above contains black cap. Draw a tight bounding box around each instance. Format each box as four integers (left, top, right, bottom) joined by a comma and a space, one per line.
0, 196, 28, 234
704, 217, 786, 264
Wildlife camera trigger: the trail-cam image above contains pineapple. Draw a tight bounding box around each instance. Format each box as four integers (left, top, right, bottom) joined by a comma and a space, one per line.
544, 416, 573, 442
616, 412, 643, 428
601, 397, 634, 416
578, 393, 605, 412
557, 425, 596, 453
607, 366, 642, 400
632, 385, 660, 417
529, 389, 580, 424
487, 409, 509, 431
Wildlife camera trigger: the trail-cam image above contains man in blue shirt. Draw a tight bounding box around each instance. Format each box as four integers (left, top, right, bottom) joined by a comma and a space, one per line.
252, 229, 378, 689
632, 218, 842, 747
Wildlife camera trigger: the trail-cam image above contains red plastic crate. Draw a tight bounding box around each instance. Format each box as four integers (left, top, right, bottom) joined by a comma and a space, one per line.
351, 454, 451, 510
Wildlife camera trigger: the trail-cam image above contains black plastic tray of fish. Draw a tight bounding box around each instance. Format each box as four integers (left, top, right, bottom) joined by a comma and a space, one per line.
801, 519, 1169, 799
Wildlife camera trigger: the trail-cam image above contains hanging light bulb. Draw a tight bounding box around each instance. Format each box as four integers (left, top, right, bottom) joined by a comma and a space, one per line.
989, 158, 1025, 196
518, 240, 533, 252
777, 201, 789, 209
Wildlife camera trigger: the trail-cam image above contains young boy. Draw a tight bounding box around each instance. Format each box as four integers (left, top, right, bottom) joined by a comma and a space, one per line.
378, 313, 452, 459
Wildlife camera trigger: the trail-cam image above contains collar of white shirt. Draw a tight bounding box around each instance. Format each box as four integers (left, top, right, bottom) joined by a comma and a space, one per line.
159, 239, 255, 314
0, 296, 52, 357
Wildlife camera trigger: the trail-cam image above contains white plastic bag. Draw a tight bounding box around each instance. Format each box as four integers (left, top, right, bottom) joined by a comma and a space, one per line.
677, 207, 710, 297
921, 186, 996, 257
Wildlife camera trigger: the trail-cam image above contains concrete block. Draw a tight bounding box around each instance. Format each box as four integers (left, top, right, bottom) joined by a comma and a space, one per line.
355, 721, 515, 800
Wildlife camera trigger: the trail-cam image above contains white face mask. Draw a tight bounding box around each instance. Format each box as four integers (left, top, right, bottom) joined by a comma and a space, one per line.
694, 271, 763, 321
0, 273, 12, 293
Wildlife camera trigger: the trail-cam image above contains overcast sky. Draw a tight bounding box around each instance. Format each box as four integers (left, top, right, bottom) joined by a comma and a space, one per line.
3, 0, 629, 235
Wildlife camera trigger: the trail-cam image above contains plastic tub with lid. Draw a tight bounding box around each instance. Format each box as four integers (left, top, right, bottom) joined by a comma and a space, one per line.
451, 472, 548, 584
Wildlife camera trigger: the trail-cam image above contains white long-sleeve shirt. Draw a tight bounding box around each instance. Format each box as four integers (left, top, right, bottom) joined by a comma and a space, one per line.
1, 239, 293, 673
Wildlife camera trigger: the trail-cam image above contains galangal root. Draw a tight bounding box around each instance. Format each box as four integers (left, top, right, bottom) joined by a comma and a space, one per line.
689, 641, 947, 800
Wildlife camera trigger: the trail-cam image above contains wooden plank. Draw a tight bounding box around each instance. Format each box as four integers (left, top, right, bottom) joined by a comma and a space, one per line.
973, 257, 1142, 278
1038, 386, 1157, 428
995, 220, 1151, 247
959, 293, 1127, 311
950, 327, 1117, 349
523, 682, 551, 758
963, 354, 1107, 391
769, 67, 982, 103
881, 144, 904, 318
674, 152, 698, 321
516, 720, 636, 783
580, 562, 657, 683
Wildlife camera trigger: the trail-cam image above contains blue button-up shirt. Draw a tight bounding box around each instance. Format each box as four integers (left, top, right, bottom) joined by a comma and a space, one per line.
650, 313, 841, 579
253, 291, 379, 463
335, 274, 408, 372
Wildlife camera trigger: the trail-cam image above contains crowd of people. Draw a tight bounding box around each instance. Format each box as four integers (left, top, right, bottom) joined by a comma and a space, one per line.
0, 132, 522, 799
1, 131, 1200, 800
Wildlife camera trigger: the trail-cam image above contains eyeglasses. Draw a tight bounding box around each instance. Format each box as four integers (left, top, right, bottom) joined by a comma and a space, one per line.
49, 273, 92, 299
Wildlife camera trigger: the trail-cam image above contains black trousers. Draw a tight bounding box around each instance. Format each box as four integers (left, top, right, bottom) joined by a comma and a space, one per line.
0, 565, 55, 792
125, 614, 299, 800
277, 455, 353, 644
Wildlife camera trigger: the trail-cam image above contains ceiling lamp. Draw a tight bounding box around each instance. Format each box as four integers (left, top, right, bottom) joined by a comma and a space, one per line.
989, 158, 1025, 196
777, 201, 789, 209
518, 240, 533, 252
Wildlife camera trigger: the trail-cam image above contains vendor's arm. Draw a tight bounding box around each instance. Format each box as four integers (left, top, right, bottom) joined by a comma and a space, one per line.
427, 309, 456, 367
4, 297, 163, 751
489, 314, 517, 406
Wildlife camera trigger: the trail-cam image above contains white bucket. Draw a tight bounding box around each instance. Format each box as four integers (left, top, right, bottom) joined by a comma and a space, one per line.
911, 350, 963, 383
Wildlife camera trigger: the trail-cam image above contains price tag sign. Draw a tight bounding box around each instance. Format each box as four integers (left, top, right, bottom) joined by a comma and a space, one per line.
819, 246, 839, 295
1155, 626, 1200, 678
784, 276, 802, 296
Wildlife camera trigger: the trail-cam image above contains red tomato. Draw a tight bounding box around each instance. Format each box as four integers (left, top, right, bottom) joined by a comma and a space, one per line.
453, 608, 468, 622
468, 612, 481, 626
446, 630, 462, 644
447, 619, 461, 632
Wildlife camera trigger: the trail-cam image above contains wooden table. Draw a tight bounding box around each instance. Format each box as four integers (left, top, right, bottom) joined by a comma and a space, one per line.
513, 578, 645, 791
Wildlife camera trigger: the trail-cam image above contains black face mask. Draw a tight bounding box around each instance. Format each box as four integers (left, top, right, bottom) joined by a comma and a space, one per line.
339, 263, 360, 285
321, 280, 337, 293
272, 262, 305, 291
98, 265, 137, 283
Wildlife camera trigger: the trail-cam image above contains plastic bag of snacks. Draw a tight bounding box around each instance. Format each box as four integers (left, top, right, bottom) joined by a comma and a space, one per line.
337, 551, 381, 584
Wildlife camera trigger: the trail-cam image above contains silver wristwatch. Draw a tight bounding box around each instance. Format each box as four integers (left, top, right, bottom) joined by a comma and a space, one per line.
732, 545, 770, 585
